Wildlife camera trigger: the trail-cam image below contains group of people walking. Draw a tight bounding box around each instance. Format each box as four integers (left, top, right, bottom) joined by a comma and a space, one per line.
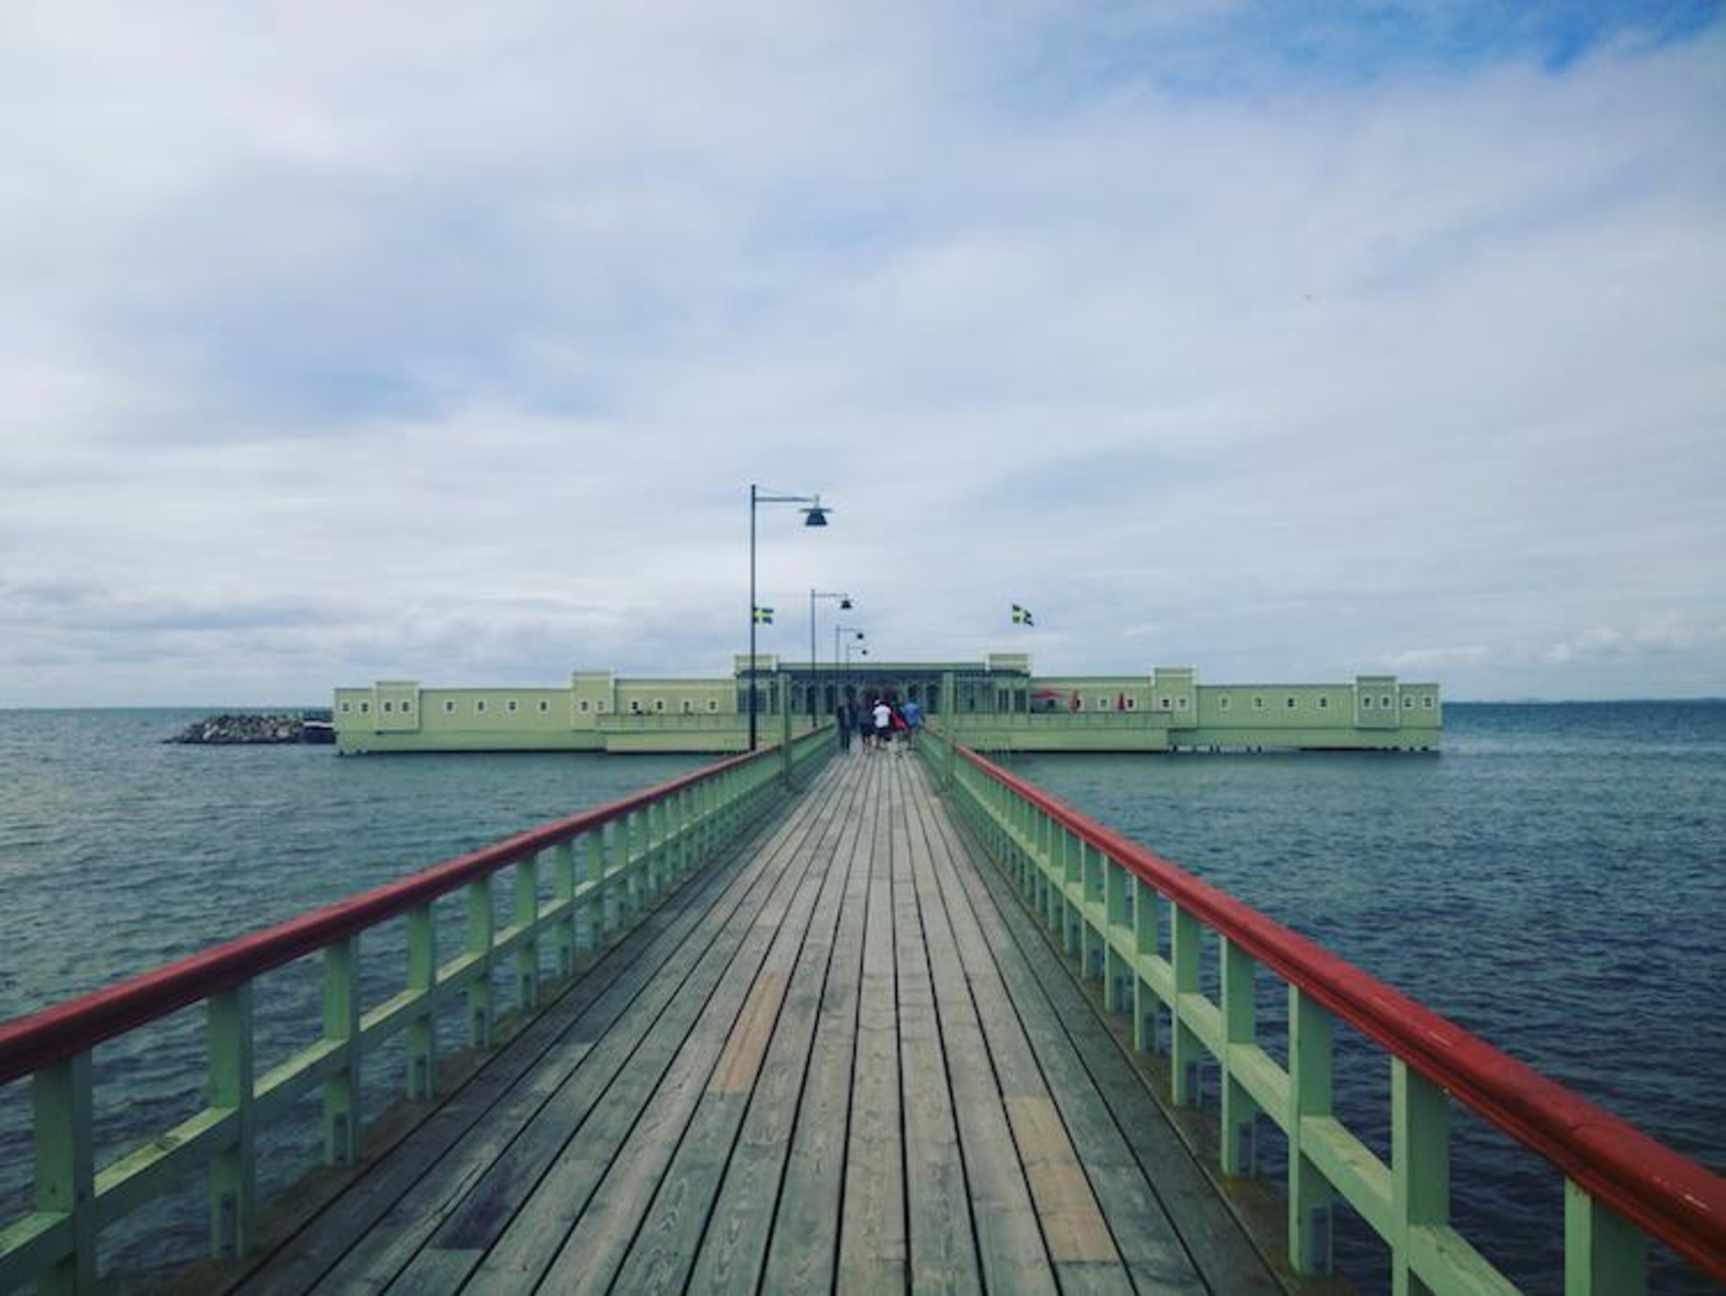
834, 694, 921, 753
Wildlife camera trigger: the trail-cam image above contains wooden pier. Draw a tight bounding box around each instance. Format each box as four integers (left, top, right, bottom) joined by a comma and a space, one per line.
231, 750, 1277, 1295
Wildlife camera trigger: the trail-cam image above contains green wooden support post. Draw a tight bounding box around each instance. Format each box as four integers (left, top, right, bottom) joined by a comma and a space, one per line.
514, 852, 539, 1012
1220, 937, 1257, 1175
466, 878, 494, 1048
406, 903, 436, 1099
1287, 986, 1334, 1275
34, 1051, 95, 1294
552, 841, 576, 978
1132, 878, 1158, 1053
623, 810, 641, 925
1062, 829, 1082, 957
208, 982, 255, 1259
322, 935, 361, 1166
1082, 844, 1104, 981
1170, 903, 1201, 1107
599, 819, 618, 937
1392, 1058, 1448, 1296
1104, 860, 1126, 1014
1564, 1179, 1646, 1295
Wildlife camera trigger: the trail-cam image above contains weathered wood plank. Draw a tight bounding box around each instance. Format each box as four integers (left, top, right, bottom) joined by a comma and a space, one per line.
899, 759, 1061, 1296
889, 758, 984, 1295
836, 754, 907, 1295
757, 751, 882, 1293
601, 760, 871, 1294
915, 760, 1281, 1294
682, 755, 876, 1293
519, 778, 844, 1294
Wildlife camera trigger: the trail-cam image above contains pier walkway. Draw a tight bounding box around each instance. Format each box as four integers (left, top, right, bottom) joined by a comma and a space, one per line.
234, 750, 1276, 1295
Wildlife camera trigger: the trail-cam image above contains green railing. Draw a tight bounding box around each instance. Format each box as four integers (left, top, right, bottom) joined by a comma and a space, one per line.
926, 731, 1726, 1293
0, 723, 834, 1292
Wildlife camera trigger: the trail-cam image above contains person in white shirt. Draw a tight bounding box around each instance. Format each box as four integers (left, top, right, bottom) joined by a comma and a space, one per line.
871, 700, 892, 751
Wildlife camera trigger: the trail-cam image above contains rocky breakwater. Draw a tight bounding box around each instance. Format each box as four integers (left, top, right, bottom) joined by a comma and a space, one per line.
167, 712, 334, 745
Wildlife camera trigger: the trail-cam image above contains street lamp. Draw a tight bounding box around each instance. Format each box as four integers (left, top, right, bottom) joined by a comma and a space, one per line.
809, 590, 853, 725
749, 485, 830, 751
835, 625, 864, 674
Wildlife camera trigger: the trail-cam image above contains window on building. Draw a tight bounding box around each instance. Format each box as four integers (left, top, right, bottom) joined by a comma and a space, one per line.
578, 699, 590, 713
1096, 697, 1110, 710
382, 701, 392, 713
1286, 697, 1296, 709
1404, 695, 1415, 708
1124, 697, 1137, 710
507, 700, 518, 713
654, 699, 665, 713
340, 702, 351, 713
1423, 696, 1435, 709
1159, 696, 1172, 710
1074, 696, 1084, 711
538, 700, 550, 713
630, 700, 642, 714
1381, 696, 1393, 709
402, 700, 412, 712
1219, 696, 1231, 711
1175, 696, 1188, 710
476, 700, 486, 712
708, 699, 719, 712
681, 699, 693, 714
444, 700, 455, 714
1252, 696, 1264, 710
1362, 696, 1373, 709
597, 701, 608, 713
1318, 696, 1329, 709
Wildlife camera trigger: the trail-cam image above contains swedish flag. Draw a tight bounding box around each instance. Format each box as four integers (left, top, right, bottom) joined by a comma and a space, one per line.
753, 606, 774, 625
1011, 603, 1035, 626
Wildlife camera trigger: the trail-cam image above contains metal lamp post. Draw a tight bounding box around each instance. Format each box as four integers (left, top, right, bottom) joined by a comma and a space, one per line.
749, 485, 830, 751
809, 590, 852, 725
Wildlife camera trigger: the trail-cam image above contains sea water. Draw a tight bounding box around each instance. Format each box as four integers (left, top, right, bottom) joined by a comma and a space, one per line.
0, 703, 1721, 1291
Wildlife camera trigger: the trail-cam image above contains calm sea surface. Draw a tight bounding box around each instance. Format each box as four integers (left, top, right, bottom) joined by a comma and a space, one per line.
1, 703, 1722, 1291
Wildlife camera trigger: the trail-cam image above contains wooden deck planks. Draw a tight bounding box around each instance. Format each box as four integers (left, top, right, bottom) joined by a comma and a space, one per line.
914, 759, 1282, 1295
231, 745, 1278, 1296
686, 753, 879, 1294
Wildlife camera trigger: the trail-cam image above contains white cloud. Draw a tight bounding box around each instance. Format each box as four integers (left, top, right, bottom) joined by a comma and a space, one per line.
1, 4, 1723, 704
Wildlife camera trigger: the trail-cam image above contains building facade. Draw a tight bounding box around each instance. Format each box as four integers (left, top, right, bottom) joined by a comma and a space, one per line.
333, 655, 1440, 754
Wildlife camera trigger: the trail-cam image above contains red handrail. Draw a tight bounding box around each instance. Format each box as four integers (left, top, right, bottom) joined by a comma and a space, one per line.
0, 745, 772, 1086
958, 744, 1726, 1281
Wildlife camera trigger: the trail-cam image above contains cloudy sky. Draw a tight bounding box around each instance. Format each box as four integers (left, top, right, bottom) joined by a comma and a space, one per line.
3, 1, 1722, 706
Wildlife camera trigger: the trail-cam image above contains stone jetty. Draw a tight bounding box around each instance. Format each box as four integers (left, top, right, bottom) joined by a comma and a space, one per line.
166, 713, 334, 745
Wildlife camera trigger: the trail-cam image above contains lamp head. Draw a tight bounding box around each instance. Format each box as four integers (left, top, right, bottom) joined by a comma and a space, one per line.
801, 500, 829, 527
839, 596, 852, 609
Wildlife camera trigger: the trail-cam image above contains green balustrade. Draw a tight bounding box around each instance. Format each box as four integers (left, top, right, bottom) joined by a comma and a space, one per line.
920, 726, 1724, 1294
0, 722, 835, 1292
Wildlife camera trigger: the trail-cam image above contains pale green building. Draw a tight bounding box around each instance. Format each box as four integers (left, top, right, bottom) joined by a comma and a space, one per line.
333, 654, 1440, 754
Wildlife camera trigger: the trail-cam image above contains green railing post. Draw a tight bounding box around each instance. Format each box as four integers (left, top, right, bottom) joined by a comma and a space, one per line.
1221, 938, 1257, 1175
1132, 877, 1159, 1053
33, 1052, 94, 1294
466, 878, 494, 1048
208, 982, 255, 1259
514, 852, 540, 1012
406, 903, 436, 1099
1288, 986, 1335, 1275
552, 842, 576, 978
1392, 1058, 1449, 1296
1104, 860, 1128, 1014
1564, 1179, 1647, 1295
322, 936, 360, 1166
1170, 903, 1201, 1107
